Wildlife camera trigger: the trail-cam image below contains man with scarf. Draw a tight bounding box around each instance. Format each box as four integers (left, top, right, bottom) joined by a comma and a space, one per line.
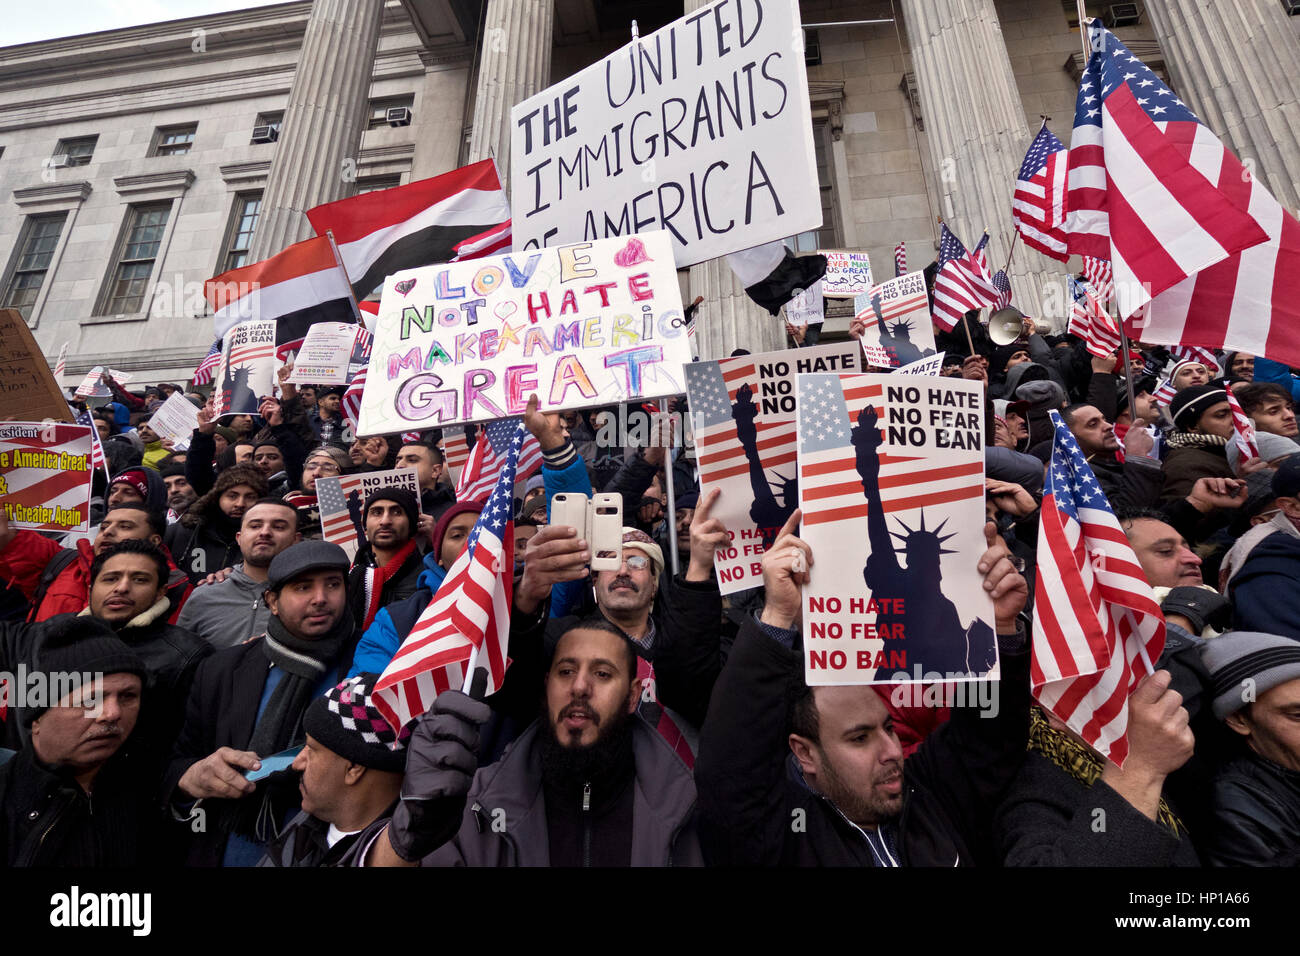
346, 488, 424, 632
164, 540, 357, 866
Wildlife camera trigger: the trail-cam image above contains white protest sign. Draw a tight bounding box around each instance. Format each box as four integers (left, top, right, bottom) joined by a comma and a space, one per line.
895, 352, 946, 377
358, 231, 690, 433
853, 271, 936, 369
288, 322, 359, 385
796, 373, 993, 685
147, 393, 200, 452
821, 250, 873, 297
783, 279, 824, 326
510, 0, 820, 267
0, 422, 93, 533
74, 367, 132, 399
214, 320, 277, 417
316, 468, 421, 562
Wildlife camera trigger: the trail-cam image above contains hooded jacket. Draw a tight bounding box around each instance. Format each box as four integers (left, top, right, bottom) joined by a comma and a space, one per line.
165, 465, 268, 585
349, 547, 446, 677
1228, 525, 1300, 638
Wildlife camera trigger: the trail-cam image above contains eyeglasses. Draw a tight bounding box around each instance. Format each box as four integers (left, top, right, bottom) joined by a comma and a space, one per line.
622, 554, 650, 571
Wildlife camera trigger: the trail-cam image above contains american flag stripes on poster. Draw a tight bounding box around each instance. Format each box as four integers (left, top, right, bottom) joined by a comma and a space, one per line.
315, 468, 421, 563
853, 271, 936, 369
374, 421, 526, 732
1032, 411, 1166, 767
796, 373, 993, 685
684, 344, 862, 595
0, 422, 94, 533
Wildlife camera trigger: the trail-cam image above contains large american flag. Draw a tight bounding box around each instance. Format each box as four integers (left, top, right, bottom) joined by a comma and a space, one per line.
688, 357, 796, 490
1062, 21, 1269, 322
894, 241, 907, 278
373, 421, 524, 731
191, 339, 223, 386
74, 409, 109, 480
931, 224, 1001, 332
797, 375, 985, 528
1033, 410, 1166, 767
1225, 384, 1260, 463
1012, 120, 1070, 260
1067, 276, 1122, 359
455, 418, 541, 504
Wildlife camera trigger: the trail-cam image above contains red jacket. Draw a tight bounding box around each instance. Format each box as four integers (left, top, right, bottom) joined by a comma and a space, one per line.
0, 530, 192, 623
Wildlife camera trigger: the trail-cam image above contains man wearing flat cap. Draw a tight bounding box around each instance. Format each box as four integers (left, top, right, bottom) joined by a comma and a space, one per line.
165, 540, 358, 866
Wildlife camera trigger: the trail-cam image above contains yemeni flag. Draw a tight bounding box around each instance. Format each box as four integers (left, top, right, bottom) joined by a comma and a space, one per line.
726, 241, 829, 316
306, 159, 512, 301
205, 235, 357, 357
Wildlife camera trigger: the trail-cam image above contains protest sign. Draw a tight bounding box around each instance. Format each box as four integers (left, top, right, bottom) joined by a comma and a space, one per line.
214, 320, 277, 418
821, 251, 873, 297
783, 279, 824, 327
74, 366, 132, 399
287, 322, 359, 385
359, 231, 690, 432
685, 343, 860, 594
147, 393, 200, 452
0, 422, 93, 533
0, 309, 73, 423
853, 271, 936, 369
796, 373, 993, 685
510, 0, 820, 266
315, 468, 421, 562
896, 351, 946, 377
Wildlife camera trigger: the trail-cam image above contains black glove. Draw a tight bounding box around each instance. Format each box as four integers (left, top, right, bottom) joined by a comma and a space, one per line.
1160, 586, 1231, 635
387, 670, 491, 862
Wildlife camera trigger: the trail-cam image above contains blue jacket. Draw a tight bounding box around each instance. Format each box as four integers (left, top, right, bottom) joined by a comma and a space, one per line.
1253, 358, 1300, 404
348, 551, 447, 677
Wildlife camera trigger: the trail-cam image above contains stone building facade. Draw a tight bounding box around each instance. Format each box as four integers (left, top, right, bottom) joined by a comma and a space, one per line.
1, 0, 1297, 384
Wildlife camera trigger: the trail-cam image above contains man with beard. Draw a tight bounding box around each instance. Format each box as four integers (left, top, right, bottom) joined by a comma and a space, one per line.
365, 617, 702, 866
346, 489, 424, 631
161, 466, 197, 522
165, 465, 267, 585
176, 499, 302, 648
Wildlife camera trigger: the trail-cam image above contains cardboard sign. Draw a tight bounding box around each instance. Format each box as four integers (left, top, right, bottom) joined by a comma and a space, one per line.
147, 393, 201, 452
315, 468, 421, 562
0, 309, 73, 423
796, 373, 993, 685
359, 232, 691, 433
510, 0, 821, 266
288, 322, 361, 385
214, 320, 277, 417
784, 279, 824, 327
0, 422, 93, 533
853, 271, 936, 369
74, 367, 132, 399
684, 343, 861, 594
821, 251, 873, 297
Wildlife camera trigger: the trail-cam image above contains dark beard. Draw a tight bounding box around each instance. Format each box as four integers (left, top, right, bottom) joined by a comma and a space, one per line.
539, 707, 635, 798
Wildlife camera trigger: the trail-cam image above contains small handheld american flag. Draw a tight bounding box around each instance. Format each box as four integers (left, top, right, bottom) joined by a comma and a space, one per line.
455, 418, 542, 504
191, 339, 223, 386
931, 224, 1001, 332
1067, 276, 1122, 359
1225, 384, 1260, 463
75, 409, 110, 480
893, 241, 907, 278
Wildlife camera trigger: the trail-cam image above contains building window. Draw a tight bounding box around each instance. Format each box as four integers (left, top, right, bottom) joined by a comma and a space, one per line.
151, 124, 197, 157
221, 193, 262, 272
100, 202, 171, 315
355, 175, 401, 194
786, 121, 839, 252
367, 95, 414, 129
1, 213, 67, 320
53, 135, 98, 167
252, 111, 283, 144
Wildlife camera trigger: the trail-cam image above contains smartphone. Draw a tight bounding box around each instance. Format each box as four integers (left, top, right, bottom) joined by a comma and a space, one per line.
244, 745, 302, 782
549, 492, 624, 571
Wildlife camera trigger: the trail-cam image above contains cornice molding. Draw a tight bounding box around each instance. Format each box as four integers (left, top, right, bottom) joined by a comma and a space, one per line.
11, 180, 92, 211
113, 168, 196, 200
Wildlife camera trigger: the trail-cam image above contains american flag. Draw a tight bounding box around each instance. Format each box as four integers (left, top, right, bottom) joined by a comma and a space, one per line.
315, 473, 371, 561
1083, 256, 1113, 307
75, 409, 109, 480
894, 241, 907, 278
1062, 21, 1269, 321
1169, 344, 1219, 373
1067, 276, 1122, 359
1225, 384, 1260, 463
992, 269, 1013, 310
1012, 120, 1070, 260
53, 342, 68, 385
1152, 378, 1177, 407
455, 418, 542, 504
687, 358, 797, 490
1032, 410, 1166, 766
797, 375, 985, 528
373, 421, 524, 731
191, 339, 223, 386
442, 427, 473, 484
931, 224, 1001, 332
340, 329, 374, 429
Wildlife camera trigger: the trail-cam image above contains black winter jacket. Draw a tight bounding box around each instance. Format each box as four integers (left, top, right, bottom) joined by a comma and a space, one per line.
1206, 751, 1300, 866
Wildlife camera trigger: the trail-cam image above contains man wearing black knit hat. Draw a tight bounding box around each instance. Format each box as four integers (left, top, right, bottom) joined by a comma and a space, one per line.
347, 488, 424, 632
165, 539, 357, 867
1162, 384, 1239, 501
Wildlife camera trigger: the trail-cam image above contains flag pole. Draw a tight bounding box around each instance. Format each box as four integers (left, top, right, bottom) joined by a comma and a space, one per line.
461, 642, 480, 694
660, 397, 680, 577
325, 230, 363, 323
1074, 0, 1091, 60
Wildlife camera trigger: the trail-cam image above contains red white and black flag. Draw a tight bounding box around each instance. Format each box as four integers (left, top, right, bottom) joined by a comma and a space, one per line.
306, 159, 512, 301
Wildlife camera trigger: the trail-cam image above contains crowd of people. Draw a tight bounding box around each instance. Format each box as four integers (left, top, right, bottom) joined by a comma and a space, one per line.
2, 300, 1299, 870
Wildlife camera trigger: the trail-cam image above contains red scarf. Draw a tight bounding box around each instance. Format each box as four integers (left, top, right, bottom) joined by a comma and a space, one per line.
362, 538, 417, 631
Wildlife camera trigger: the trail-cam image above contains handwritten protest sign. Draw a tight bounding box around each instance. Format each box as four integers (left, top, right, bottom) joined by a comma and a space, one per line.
288, 322, 360, 385
74, 367, 132, 399
0, 422, 93, 533
147, 393, 200, 452
0, 309, 73, 423
316, 468, 421, 562
796, 373, 993, 685
359, 231, 690, 433
853, 271, 936, 369
510, 0, 820, 266
784, 279, 824, 327
214, 320, 276, 418
821, 251, 873, 297
685, 343, 860, 594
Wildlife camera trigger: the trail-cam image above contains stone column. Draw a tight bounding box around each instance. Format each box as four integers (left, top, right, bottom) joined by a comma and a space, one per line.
899, 0, 1052, 325
682, 1, 786, 360
1146, 0, 1300, 211
465, 0, 555, 186
249, 0, 385, 261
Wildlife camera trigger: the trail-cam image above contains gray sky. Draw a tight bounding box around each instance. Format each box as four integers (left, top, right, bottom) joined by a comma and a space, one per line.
8, 0, 286, 46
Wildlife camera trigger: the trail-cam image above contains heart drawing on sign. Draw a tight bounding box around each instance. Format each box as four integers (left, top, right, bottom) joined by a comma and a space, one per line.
614, 237, 652, 268
495, 301, 518, 321
394, 278, 417, 295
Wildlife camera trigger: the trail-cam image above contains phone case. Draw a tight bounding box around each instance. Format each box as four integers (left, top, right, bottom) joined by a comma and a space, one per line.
549, 492, 588, 542
588, 492, 623, 570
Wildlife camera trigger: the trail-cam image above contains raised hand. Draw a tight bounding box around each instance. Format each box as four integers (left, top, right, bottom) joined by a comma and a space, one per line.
686, 487, 731, 582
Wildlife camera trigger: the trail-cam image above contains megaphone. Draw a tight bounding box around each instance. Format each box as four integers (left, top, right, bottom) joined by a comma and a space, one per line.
988, 306, 1027, 345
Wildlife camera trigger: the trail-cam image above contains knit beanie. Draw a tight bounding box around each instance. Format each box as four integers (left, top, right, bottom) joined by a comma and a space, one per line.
1200, 631, 1300, 720
363, 487, 419, 531
1170, 384, 1228, 431
108, 467, 149, 501
432, 500, 484, 561
302, 674, 410, 771
214, 426, 238, 444
524, 474, 545, 495
22, 617, 147, 730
